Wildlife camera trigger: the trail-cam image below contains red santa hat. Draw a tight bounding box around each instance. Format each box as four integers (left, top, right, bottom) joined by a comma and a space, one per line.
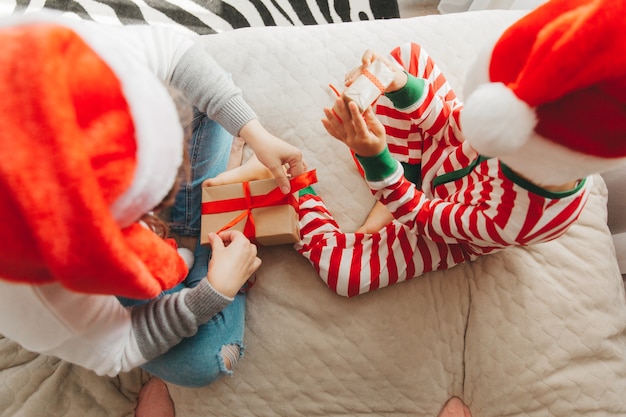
0, 14, 188, 298
461, 0, 626, 186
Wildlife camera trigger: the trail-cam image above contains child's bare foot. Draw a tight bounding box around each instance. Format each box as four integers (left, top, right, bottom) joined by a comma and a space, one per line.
226, 136, 246, 171
437, 397, 472, 417
355, 201, 393, 234
135, 377, 175, 417
204, 154, 274, 187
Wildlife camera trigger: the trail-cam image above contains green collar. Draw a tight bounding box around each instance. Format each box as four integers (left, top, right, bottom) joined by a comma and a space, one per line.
499, 162, 585, 198
433, 156, 585, 199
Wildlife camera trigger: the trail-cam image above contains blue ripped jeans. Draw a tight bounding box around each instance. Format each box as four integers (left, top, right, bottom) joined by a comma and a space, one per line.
120, 111, 246, 388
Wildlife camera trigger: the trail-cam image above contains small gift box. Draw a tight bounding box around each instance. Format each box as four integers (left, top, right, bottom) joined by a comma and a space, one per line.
200, 170, 317, 246
342, 59, 396, 112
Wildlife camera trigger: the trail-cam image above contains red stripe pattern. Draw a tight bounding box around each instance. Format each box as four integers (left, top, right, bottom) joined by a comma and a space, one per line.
296, 43, 592, 297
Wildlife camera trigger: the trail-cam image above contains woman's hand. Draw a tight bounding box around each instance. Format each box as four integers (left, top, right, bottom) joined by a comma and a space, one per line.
239, 119, 304, 194
205, 230, 261, 298
322, 98, 387, 157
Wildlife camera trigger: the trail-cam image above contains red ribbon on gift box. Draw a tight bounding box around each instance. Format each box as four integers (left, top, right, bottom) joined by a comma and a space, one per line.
201, 170, 317, 241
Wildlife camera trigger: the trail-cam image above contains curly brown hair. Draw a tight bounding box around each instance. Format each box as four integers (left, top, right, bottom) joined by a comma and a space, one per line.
140, 85, 193, 239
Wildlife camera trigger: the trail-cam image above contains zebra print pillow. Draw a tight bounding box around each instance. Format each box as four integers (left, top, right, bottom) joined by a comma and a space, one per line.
6, 0, 400, 35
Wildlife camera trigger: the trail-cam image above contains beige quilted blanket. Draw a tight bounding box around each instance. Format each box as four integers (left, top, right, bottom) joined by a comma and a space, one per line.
1, 10, 625, 417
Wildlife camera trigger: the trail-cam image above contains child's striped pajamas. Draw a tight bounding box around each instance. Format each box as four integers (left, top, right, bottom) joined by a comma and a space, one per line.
296, 43, 592, 298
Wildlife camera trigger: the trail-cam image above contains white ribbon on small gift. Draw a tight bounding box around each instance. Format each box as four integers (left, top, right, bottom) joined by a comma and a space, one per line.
343, 59, 396, 112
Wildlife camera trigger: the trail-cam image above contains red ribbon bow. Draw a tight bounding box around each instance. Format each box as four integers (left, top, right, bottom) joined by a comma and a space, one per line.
201, 170, 317, 242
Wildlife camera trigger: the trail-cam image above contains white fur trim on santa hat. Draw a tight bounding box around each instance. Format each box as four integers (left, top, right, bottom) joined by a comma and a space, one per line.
73, 22, 184, 228
500, 132, 626, 186
461, 82, 537, 158
463, 35, 498, 100
1, 12, 185, 228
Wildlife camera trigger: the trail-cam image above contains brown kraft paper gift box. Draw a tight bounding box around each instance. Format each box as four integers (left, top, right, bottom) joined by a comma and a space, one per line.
200, 174, 314, 246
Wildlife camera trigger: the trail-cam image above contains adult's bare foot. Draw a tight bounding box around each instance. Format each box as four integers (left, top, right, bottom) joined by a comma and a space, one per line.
204, 154, 274, 187
437, 397, 472, 417
135, 377, 175, 417
226, 136, 246, 171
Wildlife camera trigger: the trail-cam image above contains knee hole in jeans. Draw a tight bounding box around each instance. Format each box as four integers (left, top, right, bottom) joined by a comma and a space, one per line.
220, 343, 241, 371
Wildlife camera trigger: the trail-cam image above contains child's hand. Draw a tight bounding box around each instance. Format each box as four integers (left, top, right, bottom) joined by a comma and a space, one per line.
205, 230, 261, 298
344, 50, 408, 93
322, 98, 387, 157
343, 50, 377, 87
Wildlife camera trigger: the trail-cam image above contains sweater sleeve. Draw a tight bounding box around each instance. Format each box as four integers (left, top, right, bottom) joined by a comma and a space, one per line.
91, 22, 258, 136
169, 43, 258, 136
131, 279, 231, 361
0, 278, 231, 377
138, 25, 259, 136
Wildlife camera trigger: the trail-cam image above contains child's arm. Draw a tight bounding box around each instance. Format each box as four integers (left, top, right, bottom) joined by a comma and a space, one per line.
323, 97, 589, 248
356, 148, 591, 248
322, 99, 387, 157
383, 43, 463, 148
334, 46, 462, 152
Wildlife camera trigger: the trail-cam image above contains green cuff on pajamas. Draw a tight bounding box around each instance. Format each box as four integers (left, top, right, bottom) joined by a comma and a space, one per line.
384, 75, 427, 109
355, 148, 398, 182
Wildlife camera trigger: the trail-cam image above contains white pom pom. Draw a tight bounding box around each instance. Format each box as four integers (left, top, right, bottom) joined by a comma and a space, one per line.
461, 82, 537, 157
177, 247, 195, 269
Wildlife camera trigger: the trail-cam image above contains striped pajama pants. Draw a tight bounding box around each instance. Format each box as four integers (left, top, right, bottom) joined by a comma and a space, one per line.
295, 194, 469, 298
